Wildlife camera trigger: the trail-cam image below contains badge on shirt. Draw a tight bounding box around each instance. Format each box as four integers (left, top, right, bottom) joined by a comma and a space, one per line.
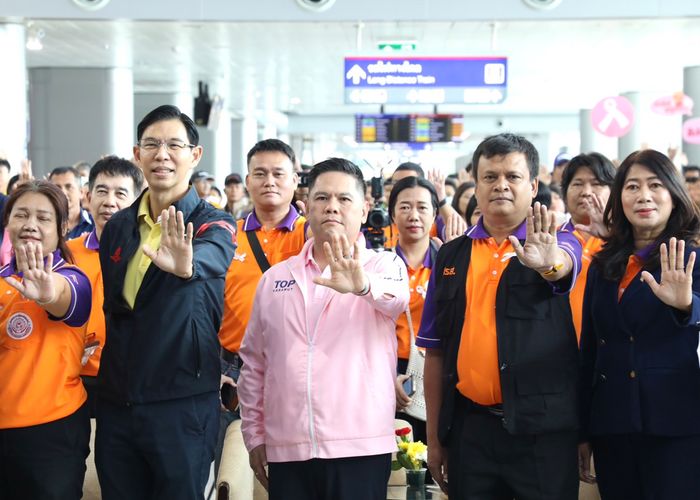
6, 312, 33, 340
233, 252, 247, 263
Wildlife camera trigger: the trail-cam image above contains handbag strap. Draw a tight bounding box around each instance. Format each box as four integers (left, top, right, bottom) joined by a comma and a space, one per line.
246, 230, 271, 273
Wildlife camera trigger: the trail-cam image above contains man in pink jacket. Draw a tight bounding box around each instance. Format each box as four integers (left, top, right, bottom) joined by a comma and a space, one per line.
238, 158, 410, 500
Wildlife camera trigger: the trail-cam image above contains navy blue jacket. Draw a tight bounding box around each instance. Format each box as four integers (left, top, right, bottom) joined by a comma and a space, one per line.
98, 187, 236, 404
580, 248, 700, 439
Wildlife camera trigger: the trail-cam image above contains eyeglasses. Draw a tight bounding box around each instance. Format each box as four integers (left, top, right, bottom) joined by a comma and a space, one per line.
685, 177, 700, 184
137, 139, 195, 153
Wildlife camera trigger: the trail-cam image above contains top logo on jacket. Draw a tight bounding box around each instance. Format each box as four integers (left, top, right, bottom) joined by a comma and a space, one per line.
273, 279, 296, 293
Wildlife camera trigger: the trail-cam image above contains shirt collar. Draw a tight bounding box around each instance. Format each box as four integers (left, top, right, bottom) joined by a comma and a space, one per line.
243, 206, 301, 232
0, 249, 65, 278
84, 229, 100, 250
635, 242, 656, 261
466, 217, 527, 241
395, 243, 433, 270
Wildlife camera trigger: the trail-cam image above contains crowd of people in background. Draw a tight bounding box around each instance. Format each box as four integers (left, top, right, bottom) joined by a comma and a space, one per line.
1, 104, 700, 500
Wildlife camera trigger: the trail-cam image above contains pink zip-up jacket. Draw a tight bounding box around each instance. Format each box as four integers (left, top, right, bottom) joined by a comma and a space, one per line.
238, 237, 409, 462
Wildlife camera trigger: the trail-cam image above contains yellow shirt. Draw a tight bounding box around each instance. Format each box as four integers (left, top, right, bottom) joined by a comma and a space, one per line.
123, 192, 162, 308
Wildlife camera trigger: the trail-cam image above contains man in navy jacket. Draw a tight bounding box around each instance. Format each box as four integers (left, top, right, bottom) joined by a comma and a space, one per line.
96, 105, 236, 499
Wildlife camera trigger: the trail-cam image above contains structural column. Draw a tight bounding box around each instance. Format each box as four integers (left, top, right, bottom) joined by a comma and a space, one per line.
579, 109, 617, 160
29, 67, 133, 176
0, 23, 28, 171
618, 91, 681, 161
684, 66, 700, 166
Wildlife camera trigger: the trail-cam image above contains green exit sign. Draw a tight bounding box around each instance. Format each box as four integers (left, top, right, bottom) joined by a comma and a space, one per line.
377, 42, 417, 52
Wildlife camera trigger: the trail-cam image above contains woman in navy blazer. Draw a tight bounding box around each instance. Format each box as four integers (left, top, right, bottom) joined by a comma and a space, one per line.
578, 149, 700, 500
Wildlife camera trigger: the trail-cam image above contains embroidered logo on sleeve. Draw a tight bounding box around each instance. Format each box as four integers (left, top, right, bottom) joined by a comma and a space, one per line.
110, 247, 122, 263
7, 312, 33, 340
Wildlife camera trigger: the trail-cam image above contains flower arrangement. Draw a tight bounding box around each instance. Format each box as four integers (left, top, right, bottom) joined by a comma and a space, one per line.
391, 427, 427, 471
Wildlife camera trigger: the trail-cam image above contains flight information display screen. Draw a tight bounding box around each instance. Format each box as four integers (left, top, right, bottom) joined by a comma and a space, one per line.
355, 114, 464, 143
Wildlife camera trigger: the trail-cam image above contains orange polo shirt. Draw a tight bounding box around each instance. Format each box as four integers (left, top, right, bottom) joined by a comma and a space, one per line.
394, 244, 433, 360
619, 254, 644, 301
0, 254, 91, 428
566, 223, 604, 342
218, 208, 306, 353
455, 235, 516, 405
67, 230, 104, 377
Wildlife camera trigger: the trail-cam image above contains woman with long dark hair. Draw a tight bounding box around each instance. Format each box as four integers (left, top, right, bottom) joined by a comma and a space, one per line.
578, 149, 700, 499
0, 181, 92, 499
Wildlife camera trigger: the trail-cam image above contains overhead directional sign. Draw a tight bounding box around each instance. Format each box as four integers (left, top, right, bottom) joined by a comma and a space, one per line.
344, 56, 508, 105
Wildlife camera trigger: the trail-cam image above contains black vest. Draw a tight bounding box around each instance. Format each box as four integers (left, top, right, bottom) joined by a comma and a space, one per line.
434, 235, 579, 443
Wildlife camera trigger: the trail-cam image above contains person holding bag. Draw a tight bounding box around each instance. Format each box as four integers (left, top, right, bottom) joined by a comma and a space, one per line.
388, 175, 440, 442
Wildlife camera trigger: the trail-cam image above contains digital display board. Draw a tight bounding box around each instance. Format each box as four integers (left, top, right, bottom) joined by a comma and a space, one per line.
355, 114, 464, 143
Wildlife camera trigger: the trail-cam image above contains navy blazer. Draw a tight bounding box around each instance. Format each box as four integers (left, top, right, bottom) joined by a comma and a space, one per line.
580, 247, 700, 439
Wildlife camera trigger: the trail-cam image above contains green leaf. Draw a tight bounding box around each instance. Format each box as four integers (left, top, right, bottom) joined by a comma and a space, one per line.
391, 460, 402, 471
397, 452, 414, 470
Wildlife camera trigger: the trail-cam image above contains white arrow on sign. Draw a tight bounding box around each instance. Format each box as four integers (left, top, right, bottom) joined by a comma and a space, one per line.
346, 64, 367, 84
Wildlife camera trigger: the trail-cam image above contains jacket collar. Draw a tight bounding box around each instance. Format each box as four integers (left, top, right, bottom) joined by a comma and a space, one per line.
128, 186, 202, 222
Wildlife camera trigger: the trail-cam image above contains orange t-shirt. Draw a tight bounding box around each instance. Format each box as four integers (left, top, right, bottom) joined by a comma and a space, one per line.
218, 210, 306, 353
394, 246, 433, 360
455, 237, 517, 406
568, 231, 604, 343
67, 231, 104, 377
0, 261, 89, 428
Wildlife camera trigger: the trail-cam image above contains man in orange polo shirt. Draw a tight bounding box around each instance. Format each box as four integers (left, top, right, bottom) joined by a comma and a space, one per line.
67, 156, 144, 416
216, 139, 306, 468
418, 134, 582, 500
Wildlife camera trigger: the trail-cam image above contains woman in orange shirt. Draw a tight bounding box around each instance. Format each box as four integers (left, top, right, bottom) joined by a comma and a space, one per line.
560, 152, 616, 341
389, 176, 439, 444
0, 181, 92, 500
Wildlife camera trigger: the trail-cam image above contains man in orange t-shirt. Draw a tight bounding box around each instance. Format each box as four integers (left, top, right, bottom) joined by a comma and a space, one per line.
216, 139, 306, 470
418, 134, 582, 499
67, 156, 144, 416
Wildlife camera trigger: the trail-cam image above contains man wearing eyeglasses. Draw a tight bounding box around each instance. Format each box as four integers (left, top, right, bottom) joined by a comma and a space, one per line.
95, 105, 236, 500
683, 165, 700, 209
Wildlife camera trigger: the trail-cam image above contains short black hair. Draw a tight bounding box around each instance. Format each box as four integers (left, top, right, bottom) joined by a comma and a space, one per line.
393, 162, 425, 179
0, 159, 10, 172
388, 175, 439, 221
307, 158, 365, 198
683, 165, 700, 175
465, 194, 480, 224
560, 152, 616, 202
533, 182, 552, 208
136, 105, 199, 146
49, 166, 81, 185
472, 133, 539, 181
88, 155, 144, 194
246, 139, 296, 167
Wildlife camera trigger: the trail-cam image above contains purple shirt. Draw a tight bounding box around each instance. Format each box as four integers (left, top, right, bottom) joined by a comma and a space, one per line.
416, 217, 582, 349
0, 249, 91, 328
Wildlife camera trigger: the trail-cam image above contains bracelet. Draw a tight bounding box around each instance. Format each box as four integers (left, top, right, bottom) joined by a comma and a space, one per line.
354, 281, 371, 296
438, 198, 447, 208
541, 263, 564, 277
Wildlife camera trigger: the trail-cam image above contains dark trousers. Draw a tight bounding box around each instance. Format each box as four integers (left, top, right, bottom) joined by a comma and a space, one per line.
268, 453, 391, 500
95, 392, 219, 500
0, 403, 90, 500
81, 375, 99, 418
592, 433, 700, 500
448, 398, 578, 500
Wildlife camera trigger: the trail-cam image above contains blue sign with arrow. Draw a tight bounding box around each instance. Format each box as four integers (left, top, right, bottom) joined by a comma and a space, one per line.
344, 56, 508, 105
